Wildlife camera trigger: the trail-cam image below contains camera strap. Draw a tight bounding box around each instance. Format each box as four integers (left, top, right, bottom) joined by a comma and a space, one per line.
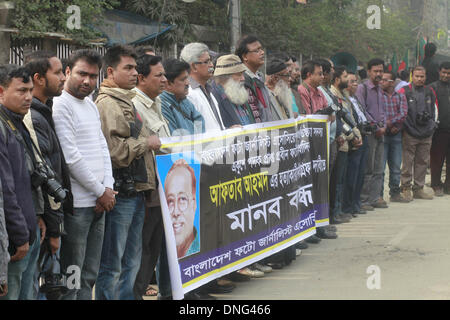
0, 107, 45, 166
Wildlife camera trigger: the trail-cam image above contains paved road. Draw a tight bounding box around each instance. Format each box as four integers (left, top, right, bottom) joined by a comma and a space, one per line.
212, 183, 450, 300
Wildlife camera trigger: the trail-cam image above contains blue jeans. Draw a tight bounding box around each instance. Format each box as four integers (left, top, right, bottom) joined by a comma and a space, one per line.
60, 207, 105, 300
343, 135, 369, 214
333, 151, 348, 216
0, 225, 40, 300
381, 132, 402, 196
95, 193, 145, 300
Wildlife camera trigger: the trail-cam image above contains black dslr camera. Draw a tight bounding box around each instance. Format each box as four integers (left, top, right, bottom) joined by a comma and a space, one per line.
31, 163, 67, 203
359, 122, 379, 135
114, 167, 138, 198
416, 111, 432, 126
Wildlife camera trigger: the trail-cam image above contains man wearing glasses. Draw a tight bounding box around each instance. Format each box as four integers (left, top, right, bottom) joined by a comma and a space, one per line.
164, 159, 199, 259
181, 43, 225, 132
235, 35, 273, 123
380, 68, 409, 203
265, 58, 294, 120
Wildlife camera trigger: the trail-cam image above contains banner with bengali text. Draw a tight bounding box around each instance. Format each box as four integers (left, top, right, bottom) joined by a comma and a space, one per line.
156, 115, 329, 299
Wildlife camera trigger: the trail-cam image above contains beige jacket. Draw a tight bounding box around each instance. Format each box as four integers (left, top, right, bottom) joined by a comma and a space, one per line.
96, 80, 156, 192
330, 85, 362, 152
132, 88, 170, 138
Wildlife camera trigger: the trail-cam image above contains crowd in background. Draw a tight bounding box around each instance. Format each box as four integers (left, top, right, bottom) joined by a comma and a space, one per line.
0, 35, 449, 300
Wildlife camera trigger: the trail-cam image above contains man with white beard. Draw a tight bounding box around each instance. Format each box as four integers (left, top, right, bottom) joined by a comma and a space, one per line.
211, 54, 256, 128
265, 58, 294, 120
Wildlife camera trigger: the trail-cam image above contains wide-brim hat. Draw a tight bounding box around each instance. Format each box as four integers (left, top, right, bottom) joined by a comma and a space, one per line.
214, 54, 247, 76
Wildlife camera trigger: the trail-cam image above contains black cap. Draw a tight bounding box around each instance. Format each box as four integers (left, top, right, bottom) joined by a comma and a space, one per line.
266, 58, 287, 75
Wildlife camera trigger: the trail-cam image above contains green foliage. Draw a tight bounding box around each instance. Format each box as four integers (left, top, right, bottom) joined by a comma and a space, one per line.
237, 0, 416, 62
10, 0, 118, 44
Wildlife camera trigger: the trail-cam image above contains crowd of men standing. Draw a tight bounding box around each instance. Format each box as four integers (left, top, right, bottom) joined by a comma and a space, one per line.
0, 36, 448, 300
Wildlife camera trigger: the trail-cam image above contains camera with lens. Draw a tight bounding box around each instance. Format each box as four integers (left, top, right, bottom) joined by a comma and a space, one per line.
114, 167, 137, 198
416, 111, 432, 126
31, 163, 67, 203
113, 157, 148, 198
38, 250, 68, 300
359, 122, 378, 135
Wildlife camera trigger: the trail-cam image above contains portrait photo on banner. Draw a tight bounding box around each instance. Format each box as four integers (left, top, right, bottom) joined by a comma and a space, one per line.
157, 152, 201, 259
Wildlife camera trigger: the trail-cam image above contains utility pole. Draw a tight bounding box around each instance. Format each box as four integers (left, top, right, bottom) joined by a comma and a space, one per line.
230, 0, 241, 53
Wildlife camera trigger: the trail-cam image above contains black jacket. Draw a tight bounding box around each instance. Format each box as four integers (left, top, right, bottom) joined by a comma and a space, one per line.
430, 81, 450, 131
0, 105, 38, 248
401, 84, 437, 139
30, 97, 73, 237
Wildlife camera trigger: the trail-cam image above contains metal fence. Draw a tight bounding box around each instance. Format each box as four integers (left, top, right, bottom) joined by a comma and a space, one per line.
9, 36, 107, 86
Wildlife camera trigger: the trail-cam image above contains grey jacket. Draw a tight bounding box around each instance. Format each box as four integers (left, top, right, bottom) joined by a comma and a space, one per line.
0, 178, 9, 285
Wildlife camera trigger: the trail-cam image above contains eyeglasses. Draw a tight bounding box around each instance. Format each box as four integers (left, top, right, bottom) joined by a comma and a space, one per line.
248, 47, 264, 54
380, 79, 394, 83
167, 193, 192, 215
277, 73, 291, 78
194, 58, 212, 65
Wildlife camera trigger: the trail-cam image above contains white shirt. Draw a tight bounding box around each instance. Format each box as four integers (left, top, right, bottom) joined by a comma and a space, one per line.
53, 90, 114, 208
187, 78, 224, 133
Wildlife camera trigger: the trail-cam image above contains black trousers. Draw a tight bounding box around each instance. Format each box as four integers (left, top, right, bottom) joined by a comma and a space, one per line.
133, 206, 164, 299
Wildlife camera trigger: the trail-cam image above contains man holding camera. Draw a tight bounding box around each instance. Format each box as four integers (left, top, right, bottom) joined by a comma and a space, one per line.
398, 66, 438, 201
330, 66, 362, 223
0, 65, 44, 300
95, 45, 160, 300
356, 58, 388, 210
25, 51, 72, 259
53, 49, 115, 300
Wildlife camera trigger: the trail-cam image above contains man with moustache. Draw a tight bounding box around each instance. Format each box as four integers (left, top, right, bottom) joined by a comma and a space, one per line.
380, 68, 409, 203
0, 65, 44, 300
132, 54, 168, 299
25, 51, 72, 260
356, 58, 388, 210
211, 54, 254, 127
95, 45, 160, 300
265, 58, 294, 120
235, 35, 274, 122
398, 66, 437, 201
181, 43, 225, 132
330, 66, 362, 222
53, 50, 115, 300
430, 62, 450, 196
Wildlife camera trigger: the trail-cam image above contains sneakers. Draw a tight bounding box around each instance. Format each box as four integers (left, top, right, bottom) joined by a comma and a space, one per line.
413, 188, 434, 200
401, 187, 413, 202
252, 263, 272, 273
238, 267, 265, 278
296, 249, 302, 256
390, 193, 410, 203
432, 187, 444, 197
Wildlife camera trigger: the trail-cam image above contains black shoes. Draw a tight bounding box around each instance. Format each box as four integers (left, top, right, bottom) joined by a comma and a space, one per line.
184, 290, 217, 300
316, 227, 338, 239
305, 234, 322, 244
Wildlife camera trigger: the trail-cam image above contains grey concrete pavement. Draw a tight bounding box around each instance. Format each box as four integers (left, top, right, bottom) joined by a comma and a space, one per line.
212, 184, 450, 300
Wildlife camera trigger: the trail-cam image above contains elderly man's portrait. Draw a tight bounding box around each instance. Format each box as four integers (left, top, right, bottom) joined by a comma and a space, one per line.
164, 159, 200, 258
